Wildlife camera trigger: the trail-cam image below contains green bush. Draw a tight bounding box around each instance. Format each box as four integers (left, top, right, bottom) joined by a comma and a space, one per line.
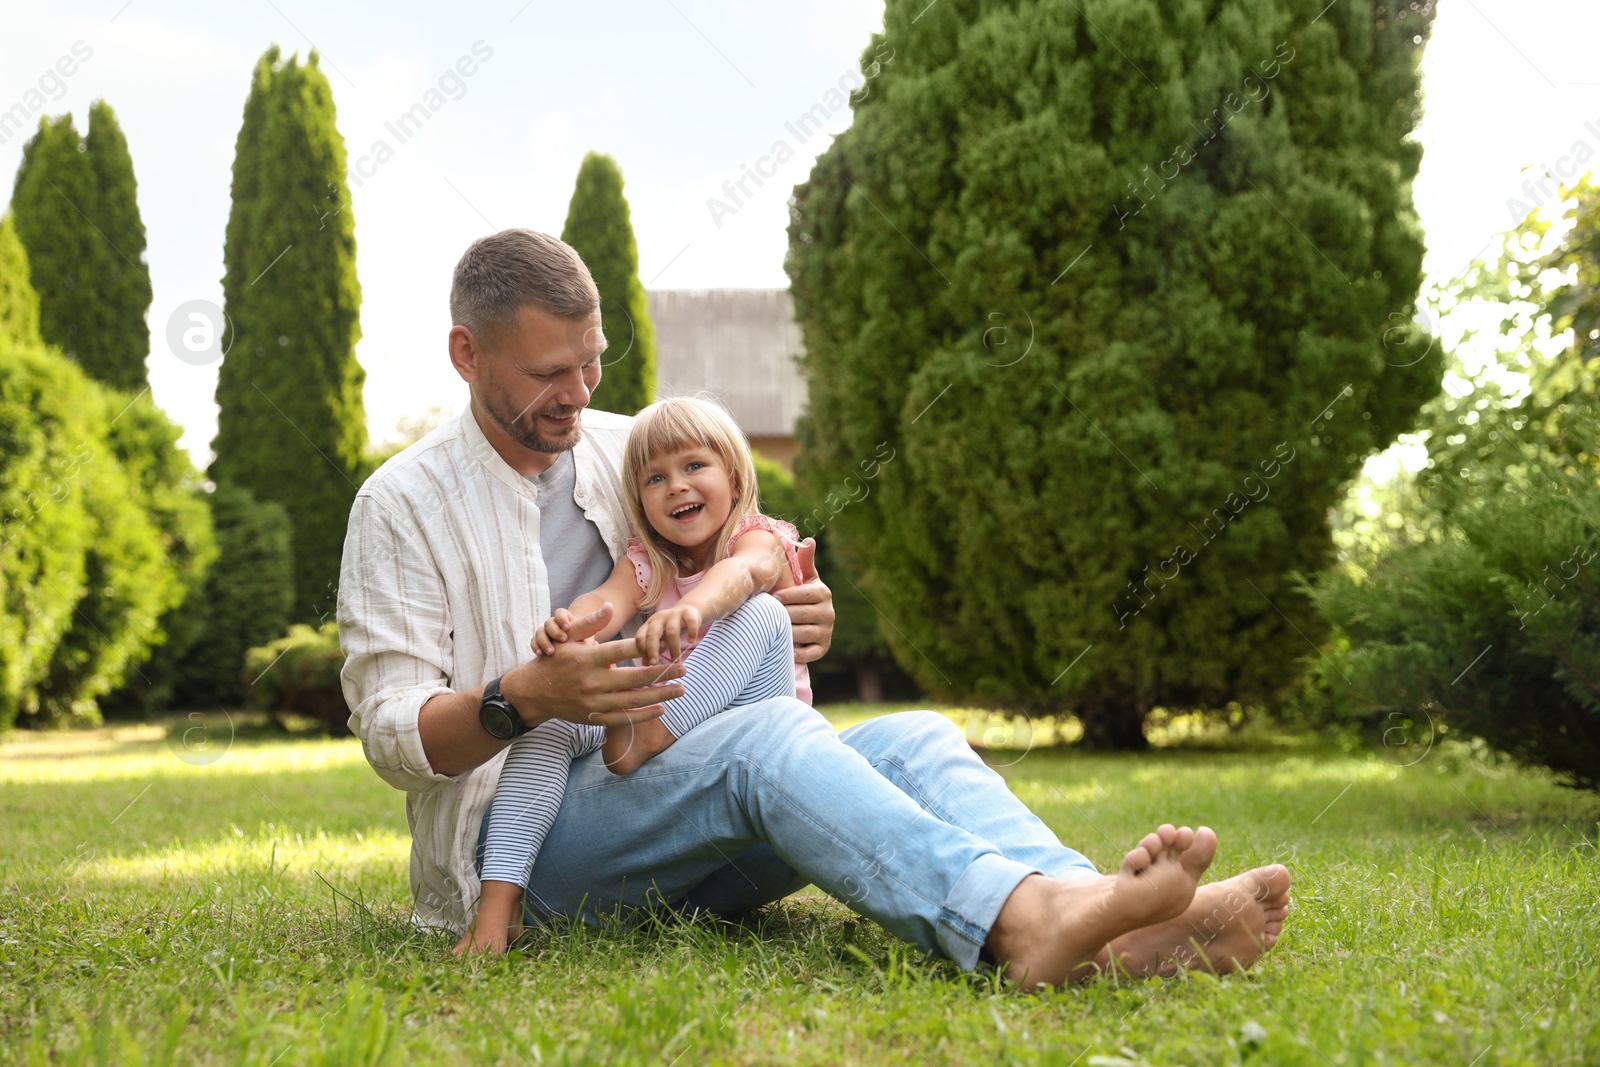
1307, 179, 1600, 788
0, 337, 213, 729
754, 455, 919, 703
244, 622, 349, 735
1310, 464, 1600, 789
110, 483, 293, 714
178, 484, 294, 707
0, 213, 41, 347
786, 0, 1441, 746
1, 344, 98, 729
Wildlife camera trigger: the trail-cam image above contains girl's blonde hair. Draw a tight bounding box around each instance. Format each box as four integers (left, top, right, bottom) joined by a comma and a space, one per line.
622, 395, 763, 610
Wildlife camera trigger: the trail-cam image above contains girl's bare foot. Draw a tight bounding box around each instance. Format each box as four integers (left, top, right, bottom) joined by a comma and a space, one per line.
986, 824, 1217, 990
603, 718, 678, 775
452, 881, 525, 956
1094, 864, 1292, 977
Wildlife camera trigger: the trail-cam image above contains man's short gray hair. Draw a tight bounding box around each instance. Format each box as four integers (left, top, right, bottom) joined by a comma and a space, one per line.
449, 229, 599, 348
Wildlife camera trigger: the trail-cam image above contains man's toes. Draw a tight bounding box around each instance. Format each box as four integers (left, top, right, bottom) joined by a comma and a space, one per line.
1181, 827, 1218, 878
1123, 838, 1158, 874
1247, 864, 1292, 906
1171, 825, 1195, 851
1153, 823, 1177, 847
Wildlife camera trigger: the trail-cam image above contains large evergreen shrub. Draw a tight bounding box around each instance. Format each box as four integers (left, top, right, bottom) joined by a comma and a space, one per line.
0, 336, 212, 728
173, 484, 294, 708
211, 47, 365, 622
0, 342, 98, 729
104, 482, 290, 716
10, 102, 152, 391
0, 213, 41, 347
786, 0, 1441, 745
754, 455, 916, 702
561, 152, 656, 415
1311, 464, 1599, 789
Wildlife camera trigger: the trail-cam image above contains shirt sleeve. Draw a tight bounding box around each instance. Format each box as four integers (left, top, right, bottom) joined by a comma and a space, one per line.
337, 491, 458, 794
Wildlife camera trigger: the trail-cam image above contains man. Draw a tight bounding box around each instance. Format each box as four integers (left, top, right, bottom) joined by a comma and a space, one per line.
338, 228, 1291, 988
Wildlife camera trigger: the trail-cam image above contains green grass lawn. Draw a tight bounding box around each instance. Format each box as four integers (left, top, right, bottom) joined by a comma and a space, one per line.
2, 708, 1597, 1065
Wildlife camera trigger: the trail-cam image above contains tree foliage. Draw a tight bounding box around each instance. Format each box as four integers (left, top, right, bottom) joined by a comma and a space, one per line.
786, 0, 1442, 745
1310, 436, 1600, 789
0, 336, 213, 729
754, 455, 916, 702
175, 484, 294, 708
109, 483, 293, 715
561, 151, 656, 415
10, 102, 152, 391
0, 213, 41, 347
245, 621, 349, 735
1308, 179, 1600, 789
211, 48, 365, 621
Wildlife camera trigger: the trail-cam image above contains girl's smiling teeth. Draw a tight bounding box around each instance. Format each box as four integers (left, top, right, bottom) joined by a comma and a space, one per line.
670, 502, 704, 521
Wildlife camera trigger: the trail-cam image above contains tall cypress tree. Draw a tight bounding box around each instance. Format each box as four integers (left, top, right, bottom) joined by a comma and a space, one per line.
10, 104, 151, 391
787, 0, 1441, 746
0, 213, 41, 347
211, 47, 365, 620
561, 152, 656, 414
83, 100, 153, 390
11, 116, 101, 370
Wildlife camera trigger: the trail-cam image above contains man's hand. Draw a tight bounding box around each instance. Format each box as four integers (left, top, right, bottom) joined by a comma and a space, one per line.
635, 604, 703, 666
504, 603, 687, 729
772, 538, 834, 665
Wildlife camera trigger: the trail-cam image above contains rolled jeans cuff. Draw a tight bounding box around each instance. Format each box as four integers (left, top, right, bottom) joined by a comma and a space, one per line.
935, 852, 1040, 970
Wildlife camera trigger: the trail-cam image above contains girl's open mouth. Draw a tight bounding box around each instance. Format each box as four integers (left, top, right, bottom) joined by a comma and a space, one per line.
670, 503, 704, 522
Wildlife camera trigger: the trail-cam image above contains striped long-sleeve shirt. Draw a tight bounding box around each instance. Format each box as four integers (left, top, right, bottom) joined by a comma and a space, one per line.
336, 405, 635, 935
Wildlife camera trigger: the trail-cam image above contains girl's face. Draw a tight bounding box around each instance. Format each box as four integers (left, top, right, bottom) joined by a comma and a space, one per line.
638, 445, 736, 562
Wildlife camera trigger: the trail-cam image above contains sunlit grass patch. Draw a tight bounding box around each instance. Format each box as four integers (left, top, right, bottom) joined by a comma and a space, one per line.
64, 825, 412, 889
3, 709, 1598, 1065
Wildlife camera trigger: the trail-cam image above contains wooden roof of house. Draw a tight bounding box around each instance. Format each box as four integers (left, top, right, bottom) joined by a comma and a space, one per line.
646, 289, 807, 438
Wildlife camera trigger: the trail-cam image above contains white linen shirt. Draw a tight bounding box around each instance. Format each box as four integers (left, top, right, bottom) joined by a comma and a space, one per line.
337, 405, 634, 934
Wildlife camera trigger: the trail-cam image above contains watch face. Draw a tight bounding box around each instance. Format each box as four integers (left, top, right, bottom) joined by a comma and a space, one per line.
481, 700, 518, 740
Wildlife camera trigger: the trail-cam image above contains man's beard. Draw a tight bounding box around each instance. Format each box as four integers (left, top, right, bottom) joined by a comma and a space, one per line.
481, 382, 583, 454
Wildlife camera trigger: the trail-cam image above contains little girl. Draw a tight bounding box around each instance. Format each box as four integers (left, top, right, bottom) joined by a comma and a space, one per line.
456, 396, 812, 954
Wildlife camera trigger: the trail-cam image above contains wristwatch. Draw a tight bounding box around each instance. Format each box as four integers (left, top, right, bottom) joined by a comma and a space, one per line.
478, 674, 529, 740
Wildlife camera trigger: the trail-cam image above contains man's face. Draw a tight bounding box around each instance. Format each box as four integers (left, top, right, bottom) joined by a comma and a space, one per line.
473, 305, 605, 454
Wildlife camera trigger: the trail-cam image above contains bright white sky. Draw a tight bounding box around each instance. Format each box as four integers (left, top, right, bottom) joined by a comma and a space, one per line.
1, 0, 1596, 466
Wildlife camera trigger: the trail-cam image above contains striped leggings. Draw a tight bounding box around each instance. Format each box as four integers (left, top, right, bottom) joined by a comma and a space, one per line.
479, 593, 797, 889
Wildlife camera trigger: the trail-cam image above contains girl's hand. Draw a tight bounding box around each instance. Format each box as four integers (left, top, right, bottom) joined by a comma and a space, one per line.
636, 605, 703, 666
534, 608, 577, 657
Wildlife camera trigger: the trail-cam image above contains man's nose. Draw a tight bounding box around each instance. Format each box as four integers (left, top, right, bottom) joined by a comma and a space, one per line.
554, 366, 591, 409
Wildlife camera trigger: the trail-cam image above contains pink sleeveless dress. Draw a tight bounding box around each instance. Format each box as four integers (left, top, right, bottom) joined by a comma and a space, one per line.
624, 513, 813, 704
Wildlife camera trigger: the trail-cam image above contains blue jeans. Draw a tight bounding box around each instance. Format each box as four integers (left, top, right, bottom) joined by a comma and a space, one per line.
475, 705, 1098, 970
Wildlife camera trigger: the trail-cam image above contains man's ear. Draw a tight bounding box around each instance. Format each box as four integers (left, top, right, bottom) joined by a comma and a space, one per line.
449, 325, 484, 383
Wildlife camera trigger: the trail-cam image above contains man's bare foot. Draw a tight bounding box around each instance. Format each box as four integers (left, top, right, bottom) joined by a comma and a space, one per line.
452, 881, 525, 956
603, 717, 677, 775
1094, 864, 1292, 978
986, 824, 1217, 990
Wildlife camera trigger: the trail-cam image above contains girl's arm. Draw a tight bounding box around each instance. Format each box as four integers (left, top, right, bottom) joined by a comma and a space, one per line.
635, 530, 795, 664
535, 556, 645, 655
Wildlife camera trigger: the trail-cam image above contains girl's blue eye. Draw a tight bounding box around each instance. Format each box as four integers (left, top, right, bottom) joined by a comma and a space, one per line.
646, 474, 663, 485
687, 461, 704, 472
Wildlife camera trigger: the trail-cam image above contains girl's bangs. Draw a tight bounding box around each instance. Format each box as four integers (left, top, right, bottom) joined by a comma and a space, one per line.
625, 398, 741, 478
